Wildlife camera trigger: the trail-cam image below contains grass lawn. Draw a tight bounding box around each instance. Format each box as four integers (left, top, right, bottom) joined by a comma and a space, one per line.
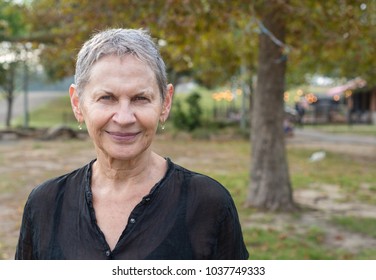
12, 95, 77, 129
331, 216, 376, 239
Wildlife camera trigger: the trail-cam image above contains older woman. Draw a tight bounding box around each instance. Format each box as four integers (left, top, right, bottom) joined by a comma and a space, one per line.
15, 29, 249, 260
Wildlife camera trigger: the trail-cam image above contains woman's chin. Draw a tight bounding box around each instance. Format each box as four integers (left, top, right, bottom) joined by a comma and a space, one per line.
100, 145, 149, 162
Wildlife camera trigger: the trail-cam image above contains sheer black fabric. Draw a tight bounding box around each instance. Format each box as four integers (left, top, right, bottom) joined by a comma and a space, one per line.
15, 159, 249, 260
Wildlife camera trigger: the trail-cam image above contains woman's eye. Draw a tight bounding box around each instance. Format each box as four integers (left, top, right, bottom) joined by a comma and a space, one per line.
134, 96, 149, 102
99, 95, 113, 101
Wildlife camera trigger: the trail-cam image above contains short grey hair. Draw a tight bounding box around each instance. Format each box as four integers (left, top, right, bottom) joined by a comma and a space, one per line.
74, 28, 168, 101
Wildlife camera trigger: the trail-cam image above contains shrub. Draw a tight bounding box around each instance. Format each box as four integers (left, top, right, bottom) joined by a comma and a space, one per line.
172, 92, 203, 131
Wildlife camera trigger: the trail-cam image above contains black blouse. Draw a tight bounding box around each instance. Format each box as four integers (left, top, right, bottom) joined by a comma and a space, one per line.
15, 158, 249, 260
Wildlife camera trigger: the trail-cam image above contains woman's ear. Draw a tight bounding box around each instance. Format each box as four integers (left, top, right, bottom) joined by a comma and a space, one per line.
160, 84, 174, 122
69, 84, 84, 123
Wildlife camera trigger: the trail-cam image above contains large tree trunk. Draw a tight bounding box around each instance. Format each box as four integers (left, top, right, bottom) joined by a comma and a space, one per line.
246, 5, 298, 211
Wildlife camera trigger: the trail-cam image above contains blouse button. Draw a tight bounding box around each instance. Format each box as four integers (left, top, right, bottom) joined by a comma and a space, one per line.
130, 218, 136, 224
105, 250, 111, 257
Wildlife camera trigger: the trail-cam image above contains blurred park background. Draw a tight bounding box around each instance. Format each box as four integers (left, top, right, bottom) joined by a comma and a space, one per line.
1, 0, 376, 259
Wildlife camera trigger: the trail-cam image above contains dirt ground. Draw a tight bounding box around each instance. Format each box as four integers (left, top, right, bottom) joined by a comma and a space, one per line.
1, 131, 376, 259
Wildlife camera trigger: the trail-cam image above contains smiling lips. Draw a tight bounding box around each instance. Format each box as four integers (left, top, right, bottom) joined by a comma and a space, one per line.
106, 131, 140, 142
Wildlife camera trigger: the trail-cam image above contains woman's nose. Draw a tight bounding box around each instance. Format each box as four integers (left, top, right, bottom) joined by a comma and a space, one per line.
112, 101, 136, 125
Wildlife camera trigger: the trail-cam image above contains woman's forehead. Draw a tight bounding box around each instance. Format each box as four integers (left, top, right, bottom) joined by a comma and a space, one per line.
89, 55, 155, 81
81, 55, 158, 94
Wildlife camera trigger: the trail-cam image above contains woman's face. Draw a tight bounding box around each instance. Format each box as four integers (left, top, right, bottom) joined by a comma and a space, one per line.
70, 55, 173, 162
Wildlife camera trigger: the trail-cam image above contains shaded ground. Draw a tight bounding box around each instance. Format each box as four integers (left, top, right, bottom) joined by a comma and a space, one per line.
0, 129, 376, 259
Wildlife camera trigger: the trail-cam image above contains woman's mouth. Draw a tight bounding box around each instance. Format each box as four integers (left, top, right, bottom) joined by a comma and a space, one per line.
106, 131, 140, 142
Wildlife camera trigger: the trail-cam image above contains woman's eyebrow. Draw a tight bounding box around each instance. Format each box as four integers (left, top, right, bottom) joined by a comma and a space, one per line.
134, 89, 154, 96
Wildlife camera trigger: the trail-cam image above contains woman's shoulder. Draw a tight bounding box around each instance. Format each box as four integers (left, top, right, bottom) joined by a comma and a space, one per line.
169, 160, 240, 227
27, 160, 93, 203
169, 160, 233, 202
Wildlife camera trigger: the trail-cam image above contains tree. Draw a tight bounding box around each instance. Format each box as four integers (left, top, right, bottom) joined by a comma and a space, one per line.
24, 0, 254, 86
0, 0, 28, 128
245, 0, 376, 211
246, 2, 297, 210
0, 44, 20, 128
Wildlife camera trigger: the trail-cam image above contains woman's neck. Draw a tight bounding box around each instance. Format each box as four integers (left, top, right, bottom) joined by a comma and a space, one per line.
92, 151, 166, 193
